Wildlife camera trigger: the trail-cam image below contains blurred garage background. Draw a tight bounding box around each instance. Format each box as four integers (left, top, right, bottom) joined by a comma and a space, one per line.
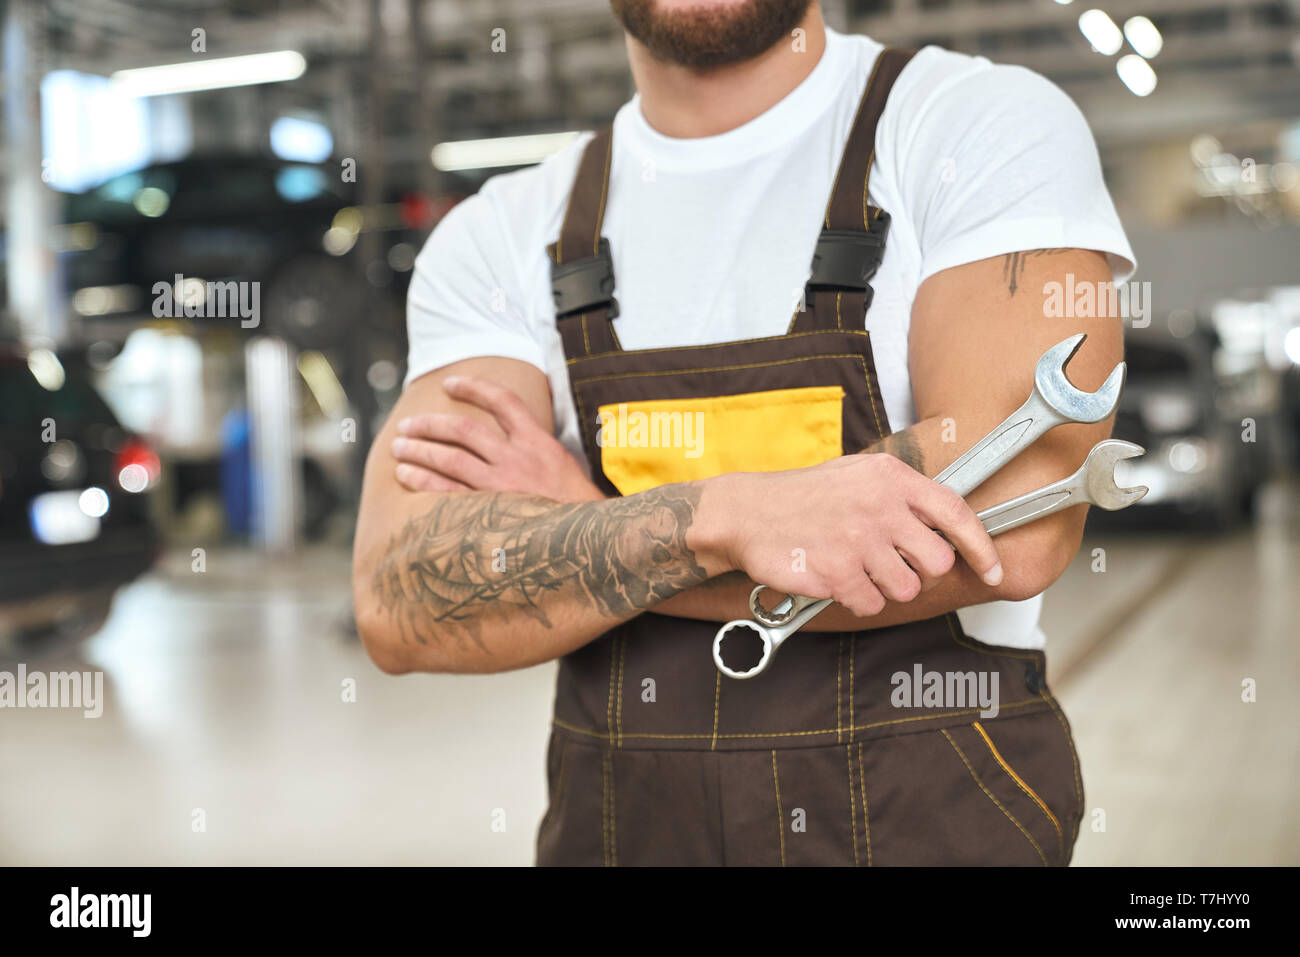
0, 0, 1297, 865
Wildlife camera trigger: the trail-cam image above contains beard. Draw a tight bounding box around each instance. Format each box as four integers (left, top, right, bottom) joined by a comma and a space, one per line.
610, 0, 814, 70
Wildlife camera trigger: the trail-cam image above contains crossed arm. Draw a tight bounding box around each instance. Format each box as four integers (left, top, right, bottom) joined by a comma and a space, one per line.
352, 249, 1122, 673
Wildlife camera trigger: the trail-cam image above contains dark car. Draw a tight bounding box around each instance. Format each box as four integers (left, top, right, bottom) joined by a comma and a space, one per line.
0, 343, 160, 654
1105, 327, 1267, 528
53, 155, 436, 350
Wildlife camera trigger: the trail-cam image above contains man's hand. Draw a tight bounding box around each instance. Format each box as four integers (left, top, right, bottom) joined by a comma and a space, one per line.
701, 455, 1002, 619
391, 375, 605, 503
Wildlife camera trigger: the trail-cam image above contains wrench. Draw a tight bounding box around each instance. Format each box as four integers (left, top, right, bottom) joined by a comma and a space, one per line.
747, 333, 1125, 630
712, 439, 1147, 680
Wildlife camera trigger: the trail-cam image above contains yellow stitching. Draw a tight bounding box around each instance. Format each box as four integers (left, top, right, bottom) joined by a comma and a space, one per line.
601, 748, 609, 866
857, 741, 872, 867
862, 147, 875, 229
972, 720, 1063, 860
572, 352, 886, 473
555, 129, 606, 264
945, 612, 1039, 661
863, 357, 885, 438
835, 291, 843, 330
710, 671, 722, 752
609, 750, 617, 867
581, 313, 590, 355
606, 635, 617, 746
771, 751, 787, 867
550, 696, 1043, 742
565, 328, 871, 366
572, 354, 872, 386
941, 728, 1048, 866
868, 364, 886, 437
616, 635, 626, 748
823, 51, 884, 229
846, 745, 859, 867
786, 301, 803, 335
837, 639, 847, 743
1041, 691, 1084, 846
848, 636, 856, 744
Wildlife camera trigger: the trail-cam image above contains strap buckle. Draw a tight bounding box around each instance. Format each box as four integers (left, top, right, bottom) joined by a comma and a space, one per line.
807, 213, 892, 291
551, 238, 619, 319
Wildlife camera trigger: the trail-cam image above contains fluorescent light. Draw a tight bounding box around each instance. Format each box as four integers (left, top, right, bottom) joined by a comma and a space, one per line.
271, 115, 333, 163
27, 348, 66, 391
112, 51, 306, 97
1284, 326, 1300, 365
1124, 16, 1163, 58
79, 487, 110, 519
1117, 54, 1158, 96
1079, 10, 1124, 56
432, 131, 581, 171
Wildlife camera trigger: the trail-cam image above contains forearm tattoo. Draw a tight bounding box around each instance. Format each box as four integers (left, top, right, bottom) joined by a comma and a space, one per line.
862, 428, 925, 473
1002, 248, 1071, 297
370, 485, 708, 654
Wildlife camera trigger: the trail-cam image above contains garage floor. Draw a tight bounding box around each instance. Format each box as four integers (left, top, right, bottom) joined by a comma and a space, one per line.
2, 483, 1297, 866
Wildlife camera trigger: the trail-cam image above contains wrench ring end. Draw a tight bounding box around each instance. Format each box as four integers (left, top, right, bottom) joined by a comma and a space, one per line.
713, 619, 775, 680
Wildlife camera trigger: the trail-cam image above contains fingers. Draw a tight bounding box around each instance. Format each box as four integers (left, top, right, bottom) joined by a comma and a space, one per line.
394, 463, 469, 493
441, 376, 538, 435
892, 515, 957, 584
863, 544, 923, 604
909, 484, 1003, 587
832, 572, 887, 619
391, 436, 492, 488
397, 412, 505, 462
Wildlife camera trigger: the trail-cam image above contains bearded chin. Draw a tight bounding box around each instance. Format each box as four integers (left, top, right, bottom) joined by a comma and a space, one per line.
611, 0, 814, 70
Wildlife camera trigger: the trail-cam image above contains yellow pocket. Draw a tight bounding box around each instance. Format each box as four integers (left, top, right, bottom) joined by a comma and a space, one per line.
597, 385, 844, 496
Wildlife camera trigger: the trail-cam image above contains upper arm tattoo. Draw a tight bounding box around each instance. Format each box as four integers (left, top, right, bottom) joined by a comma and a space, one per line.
1002, 248, 1071, 297
370, 485, 707, 655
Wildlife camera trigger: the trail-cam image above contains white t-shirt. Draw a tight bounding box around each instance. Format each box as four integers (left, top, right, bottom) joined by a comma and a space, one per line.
404, 28, 1136, 649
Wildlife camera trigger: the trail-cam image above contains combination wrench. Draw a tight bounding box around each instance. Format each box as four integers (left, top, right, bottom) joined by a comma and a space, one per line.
711, 439, 1147, 680
740, 333, 1126, 637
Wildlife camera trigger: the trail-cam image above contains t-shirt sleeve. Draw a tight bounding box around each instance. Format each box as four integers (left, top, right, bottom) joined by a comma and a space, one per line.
890, 56, 1136, 285
402, 187, 546, 389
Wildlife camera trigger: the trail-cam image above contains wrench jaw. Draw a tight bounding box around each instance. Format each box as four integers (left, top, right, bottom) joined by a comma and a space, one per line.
1083, 439, 1150, 510
713, 619, 777, 680
1034, 332, 1127, 425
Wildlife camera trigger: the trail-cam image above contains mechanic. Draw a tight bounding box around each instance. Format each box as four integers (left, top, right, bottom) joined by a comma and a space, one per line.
352, 0, 1135, 866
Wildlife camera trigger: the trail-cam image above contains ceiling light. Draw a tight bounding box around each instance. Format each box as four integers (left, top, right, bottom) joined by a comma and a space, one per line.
1079, 10, 1124, 56
1123, 16, 1163, 58
1117, 54, 1158, 96
431, 132, 581, 171
112, 51, 306, 97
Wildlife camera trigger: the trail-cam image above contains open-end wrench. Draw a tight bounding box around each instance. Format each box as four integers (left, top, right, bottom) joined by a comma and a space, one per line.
746, 333, 1126, 630
975, 439, 1148, 536
712, 439, 1147, 680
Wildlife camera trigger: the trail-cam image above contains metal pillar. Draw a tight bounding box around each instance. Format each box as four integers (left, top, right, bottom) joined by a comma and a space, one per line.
3, 0, 63, 343
408, 0, 440, 198
246, 337, 301, 555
